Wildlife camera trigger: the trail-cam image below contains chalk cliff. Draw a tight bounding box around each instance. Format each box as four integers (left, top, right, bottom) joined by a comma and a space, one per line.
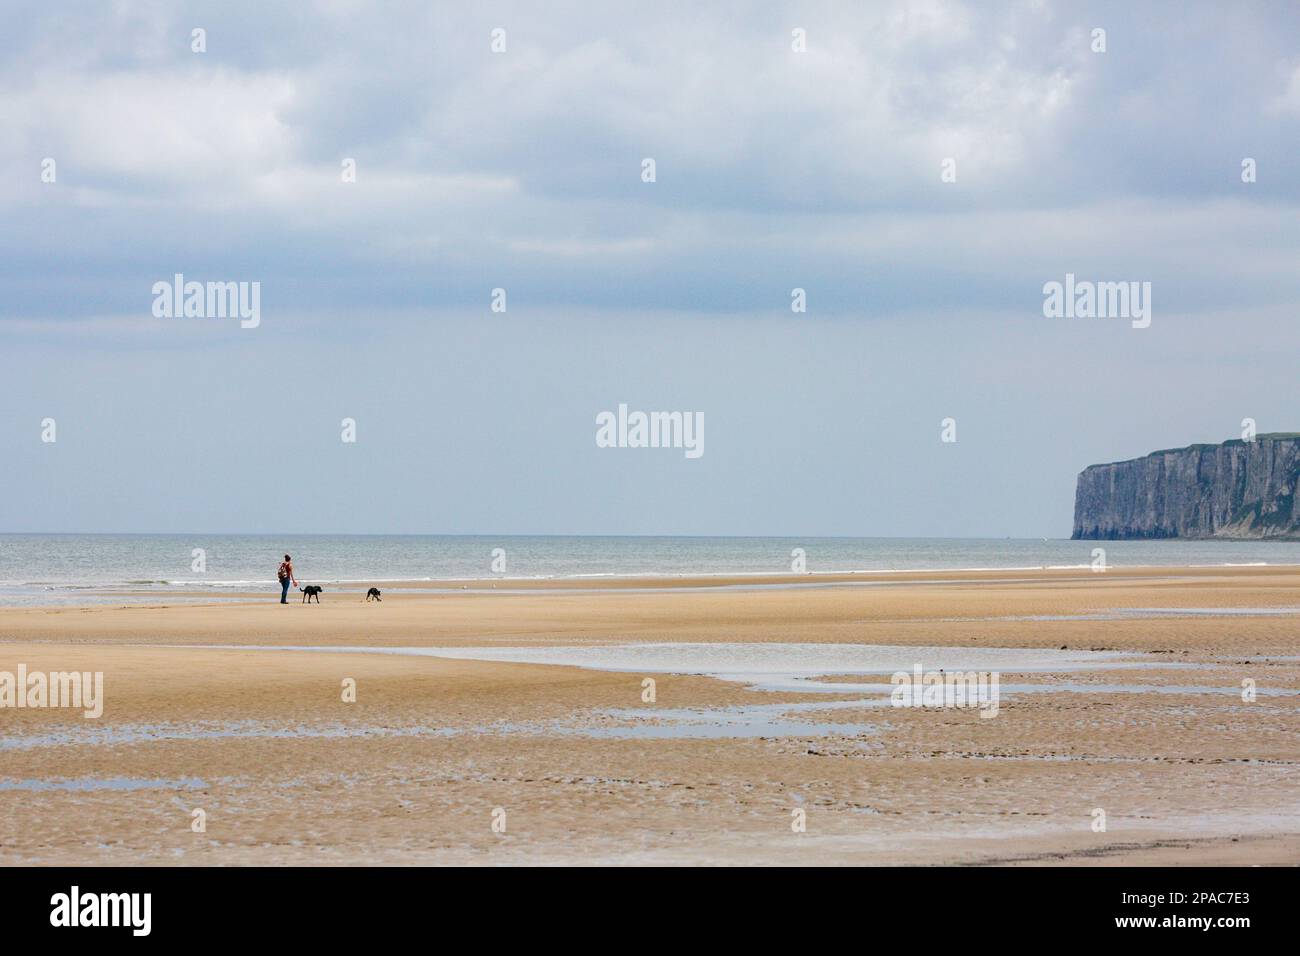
1072, 435, 1300, 539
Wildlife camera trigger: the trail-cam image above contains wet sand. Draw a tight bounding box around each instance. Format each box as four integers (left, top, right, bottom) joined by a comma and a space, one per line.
1, 566, 1296, 865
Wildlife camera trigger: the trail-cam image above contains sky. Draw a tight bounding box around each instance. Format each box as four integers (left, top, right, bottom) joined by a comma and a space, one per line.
1, 0, 1299, 536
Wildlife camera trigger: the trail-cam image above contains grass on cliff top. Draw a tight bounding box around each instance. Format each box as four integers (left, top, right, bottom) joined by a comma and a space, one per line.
1086, 433, 1300, 469
1148, 434, 1300, 455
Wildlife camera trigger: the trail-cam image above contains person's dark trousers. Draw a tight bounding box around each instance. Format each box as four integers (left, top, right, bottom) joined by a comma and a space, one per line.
280, 577, 291, 603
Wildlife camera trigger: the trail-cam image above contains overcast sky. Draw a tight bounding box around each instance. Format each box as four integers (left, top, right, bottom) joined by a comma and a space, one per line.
2, 0, 1298, 536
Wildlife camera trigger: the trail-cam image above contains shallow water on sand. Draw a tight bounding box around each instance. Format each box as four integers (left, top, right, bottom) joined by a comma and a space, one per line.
972, 606, 1300, 622
150, 641, 1261, 740
11, 643, 1275, 748
223, 642, 1149, 693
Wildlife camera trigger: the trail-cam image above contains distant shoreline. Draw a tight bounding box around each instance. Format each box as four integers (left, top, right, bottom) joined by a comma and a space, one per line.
5, 562, 1300, 609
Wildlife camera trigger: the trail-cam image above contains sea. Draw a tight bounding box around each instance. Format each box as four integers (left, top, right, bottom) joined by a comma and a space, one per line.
1, 533, 1299, 606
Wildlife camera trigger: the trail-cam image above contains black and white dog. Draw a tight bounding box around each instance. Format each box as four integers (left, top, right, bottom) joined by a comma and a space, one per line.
365, 587, 382, 602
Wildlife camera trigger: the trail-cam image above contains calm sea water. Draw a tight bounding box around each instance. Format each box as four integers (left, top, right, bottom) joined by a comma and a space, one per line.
2, 533, 1299, 605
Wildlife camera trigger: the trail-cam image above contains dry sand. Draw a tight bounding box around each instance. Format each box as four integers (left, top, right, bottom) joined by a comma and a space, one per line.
1, 566, 1296, 865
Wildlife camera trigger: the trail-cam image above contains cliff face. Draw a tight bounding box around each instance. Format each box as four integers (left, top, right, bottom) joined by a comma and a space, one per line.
1072, 435, 1300, 540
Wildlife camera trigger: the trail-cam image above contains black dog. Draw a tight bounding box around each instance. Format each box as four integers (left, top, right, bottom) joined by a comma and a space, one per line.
365, 587, 382, 602
300, 585, 323, 604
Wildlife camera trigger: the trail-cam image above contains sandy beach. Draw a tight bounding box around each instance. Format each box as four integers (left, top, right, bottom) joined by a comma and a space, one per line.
1, 566, 1297, 866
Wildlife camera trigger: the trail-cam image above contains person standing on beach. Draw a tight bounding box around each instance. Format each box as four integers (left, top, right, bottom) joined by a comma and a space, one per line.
277, 554, 298, 604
